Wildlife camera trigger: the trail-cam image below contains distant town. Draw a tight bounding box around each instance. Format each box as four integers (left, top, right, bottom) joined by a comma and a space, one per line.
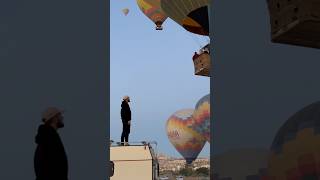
157, 153, 210, 179
158, 153, 210, 171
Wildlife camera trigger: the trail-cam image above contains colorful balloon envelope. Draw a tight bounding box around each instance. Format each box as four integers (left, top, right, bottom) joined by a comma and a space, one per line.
267, 101, 320, 180
166, 109, 206, 164
161, 0, 210, 36
122, 8, 129, 16
136, 0, 168, 30
192, 94, 210, 142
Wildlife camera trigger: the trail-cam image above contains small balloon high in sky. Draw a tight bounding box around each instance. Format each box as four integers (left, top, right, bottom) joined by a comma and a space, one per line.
122, 8, 129, 16
136, 0, 168, 30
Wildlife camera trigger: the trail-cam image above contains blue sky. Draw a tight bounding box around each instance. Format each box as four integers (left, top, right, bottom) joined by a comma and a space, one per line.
110, 0, 210, 158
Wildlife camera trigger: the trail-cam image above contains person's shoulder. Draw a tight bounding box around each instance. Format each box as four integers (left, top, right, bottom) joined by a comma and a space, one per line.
38, 124, 46, 131
35, 124, 55, 144
121, 101, 128, 106
38, 124, 55, 133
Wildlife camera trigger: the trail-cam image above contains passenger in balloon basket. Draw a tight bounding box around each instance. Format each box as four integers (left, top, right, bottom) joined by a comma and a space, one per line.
193, 52, 199, 61
203, 48, 209, 54
121, 95, 131, 146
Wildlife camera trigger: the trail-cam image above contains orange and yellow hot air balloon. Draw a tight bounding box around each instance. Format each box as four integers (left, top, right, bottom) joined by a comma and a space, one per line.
266, 101, 320, 180
136, 0, 168, 30
166, 109, 206, 164
192, 94, 210, 142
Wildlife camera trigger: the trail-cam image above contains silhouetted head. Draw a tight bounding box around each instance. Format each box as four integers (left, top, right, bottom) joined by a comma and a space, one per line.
42, 107, 65, 130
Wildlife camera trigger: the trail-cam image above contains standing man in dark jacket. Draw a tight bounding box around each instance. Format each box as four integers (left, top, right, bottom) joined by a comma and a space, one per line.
34, 107, 68, 180
121, 95, 131, 145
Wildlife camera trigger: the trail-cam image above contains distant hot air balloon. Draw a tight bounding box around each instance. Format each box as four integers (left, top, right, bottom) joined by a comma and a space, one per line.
122, 8, 129, 16
161, 0, 210, 36
166, 109, 206, 164
266, 101, 320, 180
192, 94, 210, 142
136, 0, 168, 30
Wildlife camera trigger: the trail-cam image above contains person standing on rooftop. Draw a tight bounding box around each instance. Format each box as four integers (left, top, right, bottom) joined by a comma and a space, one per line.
121, 96, 131, 145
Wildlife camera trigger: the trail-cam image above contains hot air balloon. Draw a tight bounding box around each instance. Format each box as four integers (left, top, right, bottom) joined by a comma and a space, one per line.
136, 0, 168, 30
266, 101, 320, 180
192, 94, 210, 142
166, 109, 206, 164
160, 0, 210, 36
267, 0, 320, 49
122, 8, 129, 16
213, 148, 269, 180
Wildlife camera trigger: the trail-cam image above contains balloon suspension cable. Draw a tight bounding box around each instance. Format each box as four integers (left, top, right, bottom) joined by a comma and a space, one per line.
206, 36, 210, 44
183, 28, 203, 49
189, 31, 211, 50
199, 35, 211, 47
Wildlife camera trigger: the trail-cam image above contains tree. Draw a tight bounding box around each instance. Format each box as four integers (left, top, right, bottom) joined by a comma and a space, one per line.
195, 167, 209, 176
179, 167, 193, 176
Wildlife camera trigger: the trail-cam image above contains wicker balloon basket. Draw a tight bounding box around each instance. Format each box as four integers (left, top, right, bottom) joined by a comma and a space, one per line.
267, 0, 320, 49
193, 53, 210, 77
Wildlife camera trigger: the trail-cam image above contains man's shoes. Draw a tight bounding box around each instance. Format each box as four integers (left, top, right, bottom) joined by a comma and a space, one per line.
124, 142, 129, 146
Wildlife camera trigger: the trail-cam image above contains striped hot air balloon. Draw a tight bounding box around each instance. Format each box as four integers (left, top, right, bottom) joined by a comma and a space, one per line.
136, 0, 168, 30
266, 101, 320, 180
166, 109, 206, 164
161, 0, 210, 36
192, 94, 210, 142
